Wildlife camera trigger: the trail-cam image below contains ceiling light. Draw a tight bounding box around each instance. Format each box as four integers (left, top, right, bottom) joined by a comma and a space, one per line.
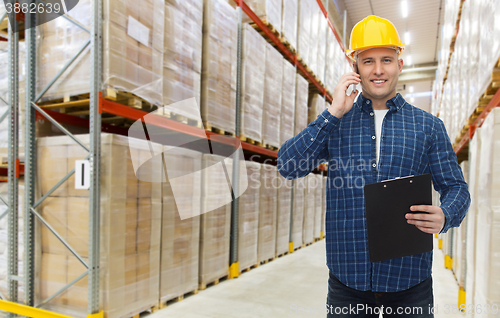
402, 1, 408, 18
405, 32, 410, 45
407, 55, 412, 65
409, 86, 414, 93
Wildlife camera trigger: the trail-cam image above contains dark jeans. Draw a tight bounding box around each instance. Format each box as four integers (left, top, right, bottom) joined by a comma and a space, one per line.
326, 272, 434, 317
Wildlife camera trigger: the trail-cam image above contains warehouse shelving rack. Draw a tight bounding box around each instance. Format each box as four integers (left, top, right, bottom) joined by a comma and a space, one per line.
0, 0, 342, 316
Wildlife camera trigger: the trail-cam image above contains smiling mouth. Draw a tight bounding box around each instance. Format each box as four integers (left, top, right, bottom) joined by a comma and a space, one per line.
371, 80, 387, 84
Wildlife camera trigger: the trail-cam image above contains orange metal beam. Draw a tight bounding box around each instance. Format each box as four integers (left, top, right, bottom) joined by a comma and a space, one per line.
454, 86, 500, 155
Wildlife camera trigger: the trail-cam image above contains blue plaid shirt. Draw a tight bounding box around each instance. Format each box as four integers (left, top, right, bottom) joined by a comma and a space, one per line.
277, 93, 470, 292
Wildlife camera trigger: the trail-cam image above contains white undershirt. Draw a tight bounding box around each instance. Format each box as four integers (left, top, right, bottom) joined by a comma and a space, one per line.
374, 109, 389, 164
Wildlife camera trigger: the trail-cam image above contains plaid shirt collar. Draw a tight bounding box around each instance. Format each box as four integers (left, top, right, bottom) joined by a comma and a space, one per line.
355, 92, 407, 113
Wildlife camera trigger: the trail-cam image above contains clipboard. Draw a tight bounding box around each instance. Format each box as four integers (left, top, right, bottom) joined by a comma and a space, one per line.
363, 174, 433, 262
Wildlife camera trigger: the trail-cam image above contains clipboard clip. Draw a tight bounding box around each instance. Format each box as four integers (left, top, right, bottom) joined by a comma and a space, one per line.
380, 175, 415, 183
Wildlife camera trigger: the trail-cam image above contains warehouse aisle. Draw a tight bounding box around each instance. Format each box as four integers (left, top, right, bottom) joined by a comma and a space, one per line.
146, 237, 466, 318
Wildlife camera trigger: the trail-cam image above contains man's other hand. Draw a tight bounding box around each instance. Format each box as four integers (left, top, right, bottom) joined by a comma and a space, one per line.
405, 205, 446, 234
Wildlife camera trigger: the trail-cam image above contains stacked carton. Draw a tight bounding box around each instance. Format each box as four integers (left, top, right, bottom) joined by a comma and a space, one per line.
308, 93, 325, 123
313, 174, 323, 240
160, 148, 202, 303
262, 43, 284, 148
295, 74, 309, 134
473, 108, 500, 314
238, 161, 261, 271
241, 24, 267, 142
38, 0, 165, 106
302, 174, 315, 245
0, 180, 24, 300
199, 154, 233, 287
37, 134, 161, 318
292, 177, 305, 249
280, 61, 297, 146
258, 164, 278, 262
163, 0, 203, 117
297, 0, 313, 74
201, 0, 238, 134
276, 177, 292, 256
244, 0, 282, 34
281, 0, 298, 52
466, 129, 480, 309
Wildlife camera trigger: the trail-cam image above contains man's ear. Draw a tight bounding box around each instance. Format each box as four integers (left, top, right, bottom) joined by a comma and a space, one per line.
398, 58, 404, 74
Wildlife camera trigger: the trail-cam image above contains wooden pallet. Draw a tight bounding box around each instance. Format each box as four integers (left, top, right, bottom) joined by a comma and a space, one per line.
158, 289, 199, 309
239, 135, 263, 147
279, 35, 297, 55
259, 257, 276, 265
262, 142, 279, 151
240, 262, 260, 274
277, 251, 289, 258
204, 122, 236, 137
129, 302, 160, 318
38, 90, 156, 117
250, 19, 280, 38
0, 16, 25, 41
199, 274, 228, 291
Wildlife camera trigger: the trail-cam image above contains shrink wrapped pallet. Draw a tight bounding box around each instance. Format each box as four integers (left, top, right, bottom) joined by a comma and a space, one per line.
37, 134, 161, 318
453, 160, 468, 288
37, 0, 165, 106
0, 42, 26, 150
313, 174, 322, 239
474, 108, 500, 315
325, 30, 335, 94
163, 0, 203, 118
302, 173, 315, 245
258, 164, 278, 262
321, 176, 326, 238
297, 0, 313, 70
292, 177, 305, 248
0, 180, 24, 299
201, 0, 238, 134
280, 61, 296, 146
308, 93, 325, 124
238, 161, 260, 271
295, 74, 308, 135
244, 0, 282, 34
263, 43, 283, 148
160, 147, 202, 303
199, 154, 232, 287
241, 24, 266, 143
466, 129, 480, 308
276, 177, 292, 256
281, 0, 298, 52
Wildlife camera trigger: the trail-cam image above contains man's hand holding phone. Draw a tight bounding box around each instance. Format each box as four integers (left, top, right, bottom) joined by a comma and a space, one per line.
328, 72, 361, 119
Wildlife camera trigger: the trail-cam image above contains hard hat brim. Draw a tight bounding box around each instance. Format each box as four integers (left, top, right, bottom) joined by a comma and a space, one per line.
347, 44, 405, 61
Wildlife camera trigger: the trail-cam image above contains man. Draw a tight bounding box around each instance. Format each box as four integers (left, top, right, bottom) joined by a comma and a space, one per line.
277, 16, 470, 317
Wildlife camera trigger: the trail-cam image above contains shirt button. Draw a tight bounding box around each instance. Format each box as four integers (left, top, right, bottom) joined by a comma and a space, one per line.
310, 138, 314, 141
372, 136, 376, 140
367, 100, 371, 104
324, 119, 328, 122
372, 163, 377, 168
370, 112, 374, 116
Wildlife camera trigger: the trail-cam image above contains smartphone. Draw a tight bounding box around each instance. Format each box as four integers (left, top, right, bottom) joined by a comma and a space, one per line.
346, 64, 359, 96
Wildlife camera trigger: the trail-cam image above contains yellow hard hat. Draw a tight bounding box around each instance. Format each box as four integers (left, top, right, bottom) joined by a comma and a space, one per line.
347, 15, 405, 61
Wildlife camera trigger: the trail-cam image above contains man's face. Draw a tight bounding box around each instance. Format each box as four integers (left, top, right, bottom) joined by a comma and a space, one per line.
356, 48, 403, 103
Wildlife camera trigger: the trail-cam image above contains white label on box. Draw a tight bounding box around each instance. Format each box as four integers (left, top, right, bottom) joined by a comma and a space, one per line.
75, 160, 90, 190
127, 16, 150, 47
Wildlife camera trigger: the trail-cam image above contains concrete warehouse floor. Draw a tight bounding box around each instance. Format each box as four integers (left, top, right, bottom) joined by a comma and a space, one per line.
147, 237, 467, 318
